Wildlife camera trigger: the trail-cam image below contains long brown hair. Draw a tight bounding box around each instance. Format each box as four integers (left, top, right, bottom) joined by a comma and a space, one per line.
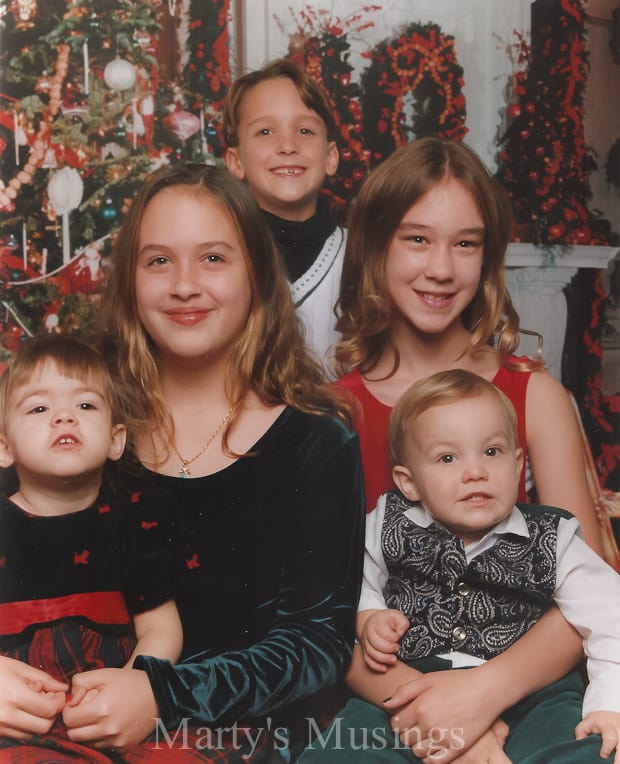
98, 164, 351, 458
335, 137, 536, 377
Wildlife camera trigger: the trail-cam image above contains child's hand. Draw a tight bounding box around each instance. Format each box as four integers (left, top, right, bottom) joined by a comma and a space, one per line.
63, 667, 158, 748
576, 710, 620, 763
447, 722, 511, 764
67, 679, 99, 708
360, 609, 409, 672
384, 665, 507, 762
0, 656, 68, 738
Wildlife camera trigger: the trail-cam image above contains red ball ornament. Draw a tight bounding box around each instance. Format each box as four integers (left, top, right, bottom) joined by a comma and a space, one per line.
520, 130, 530, 141
575, 227, 590, 244
507, 103, 521, 119
5, 324, 23, 351
548, 222, 566, 239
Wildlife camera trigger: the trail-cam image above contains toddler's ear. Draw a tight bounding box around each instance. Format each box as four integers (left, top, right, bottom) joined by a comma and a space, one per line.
107, 424, 127, 462
392, 465, 420, 501
0, 434, 15, 469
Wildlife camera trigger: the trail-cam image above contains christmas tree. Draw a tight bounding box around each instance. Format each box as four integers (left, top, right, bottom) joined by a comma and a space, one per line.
0, 0, 230, 363
495, 0, 611, 246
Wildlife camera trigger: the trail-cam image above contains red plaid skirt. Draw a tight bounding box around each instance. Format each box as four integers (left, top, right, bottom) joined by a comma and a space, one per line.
1, 623, 273, 762
0, 725, 273, 763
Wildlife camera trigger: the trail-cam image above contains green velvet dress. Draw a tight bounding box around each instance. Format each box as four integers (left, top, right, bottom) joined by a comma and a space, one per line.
130, 407, 365, 759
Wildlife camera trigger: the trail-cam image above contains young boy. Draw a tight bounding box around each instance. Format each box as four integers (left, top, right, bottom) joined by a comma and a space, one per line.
300, 369, 620, 762
223, 58, 344, 370
0, 333, 183, 759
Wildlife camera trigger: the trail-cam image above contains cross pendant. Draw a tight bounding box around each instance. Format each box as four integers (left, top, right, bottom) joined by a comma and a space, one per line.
179, 463, 191, 478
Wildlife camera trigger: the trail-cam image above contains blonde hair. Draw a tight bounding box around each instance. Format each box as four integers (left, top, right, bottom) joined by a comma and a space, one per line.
223, 58, 336, 146
334, 137, 541, 377
0, 333, 123, 435
98, 164, 351, 458
388, 369, 519, 467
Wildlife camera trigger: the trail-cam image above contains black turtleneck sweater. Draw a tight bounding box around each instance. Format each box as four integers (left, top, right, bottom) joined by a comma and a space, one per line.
262, 197, 337, 283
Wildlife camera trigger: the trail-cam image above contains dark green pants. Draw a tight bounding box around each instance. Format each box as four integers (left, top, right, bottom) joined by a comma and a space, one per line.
297, 670, 613, 763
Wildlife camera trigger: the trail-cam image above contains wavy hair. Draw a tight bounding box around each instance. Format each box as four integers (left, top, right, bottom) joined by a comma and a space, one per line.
98, 164, 350, 459
334, 138, 540, 377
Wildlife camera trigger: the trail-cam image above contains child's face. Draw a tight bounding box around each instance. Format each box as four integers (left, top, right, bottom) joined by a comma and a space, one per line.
225, 77, 338, 221
135, 188, 253, 368
384, 176, 484, 340
0, 360, 125, 485
393, 393, 522, 544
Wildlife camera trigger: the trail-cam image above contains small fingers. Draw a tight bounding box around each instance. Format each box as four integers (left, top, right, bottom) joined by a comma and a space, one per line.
600, 729, 619, 760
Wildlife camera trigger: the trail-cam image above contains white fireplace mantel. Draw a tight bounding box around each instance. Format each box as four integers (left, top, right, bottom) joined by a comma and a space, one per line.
505, 244, 619, 380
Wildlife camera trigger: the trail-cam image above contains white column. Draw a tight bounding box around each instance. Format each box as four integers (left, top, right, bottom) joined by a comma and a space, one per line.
505, 245, 619, 381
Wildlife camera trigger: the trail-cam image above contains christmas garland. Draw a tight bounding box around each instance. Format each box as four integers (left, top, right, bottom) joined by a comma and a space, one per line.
495, 0, 611, 246
494, 0, 616, 491
281, 6, 377, 210
183, 0, 230, 155
359, 21, 467, 163
281, 10, 466, 207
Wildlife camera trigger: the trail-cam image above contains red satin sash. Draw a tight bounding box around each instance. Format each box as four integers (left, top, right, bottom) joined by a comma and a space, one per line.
0, 591, 130, 634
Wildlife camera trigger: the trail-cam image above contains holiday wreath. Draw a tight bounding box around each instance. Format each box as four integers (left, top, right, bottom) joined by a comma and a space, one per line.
359, 21, 467, 166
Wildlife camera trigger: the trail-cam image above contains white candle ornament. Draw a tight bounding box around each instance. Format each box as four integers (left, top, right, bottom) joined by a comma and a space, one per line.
83, 41, 90, 95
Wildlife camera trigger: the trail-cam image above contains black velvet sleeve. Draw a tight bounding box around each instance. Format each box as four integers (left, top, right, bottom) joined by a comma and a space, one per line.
133, 416, 365, 728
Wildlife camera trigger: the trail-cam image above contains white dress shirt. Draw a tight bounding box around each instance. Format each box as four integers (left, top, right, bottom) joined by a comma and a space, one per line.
360, 495, 620, 715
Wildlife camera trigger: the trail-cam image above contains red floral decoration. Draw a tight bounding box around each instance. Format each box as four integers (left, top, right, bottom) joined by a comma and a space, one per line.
280, 10, 466, 210
183, 0, 231, 155
359, 21, 467, 164
279, 6, 379, 212
495, 0, 611, 246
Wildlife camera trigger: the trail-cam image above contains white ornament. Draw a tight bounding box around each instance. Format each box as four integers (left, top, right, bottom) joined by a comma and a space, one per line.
47, 167, 83, 265
104, 57, 136, 91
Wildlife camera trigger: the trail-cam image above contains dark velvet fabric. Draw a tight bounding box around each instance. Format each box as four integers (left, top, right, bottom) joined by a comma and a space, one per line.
131, 408, 365, 736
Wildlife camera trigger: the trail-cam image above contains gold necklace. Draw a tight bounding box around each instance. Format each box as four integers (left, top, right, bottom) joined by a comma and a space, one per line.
172, 408, 233, 478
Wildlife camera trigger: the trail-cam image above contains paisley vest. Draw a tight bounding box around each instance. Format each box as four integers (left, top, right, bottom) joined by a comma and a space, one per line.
381, 492, 569, 661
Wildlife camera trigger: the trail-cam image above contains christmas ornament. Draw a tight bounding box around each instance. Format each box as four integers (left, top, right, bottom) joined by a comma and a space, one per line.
100, 198, 118, 221
133, 28, 152, 49
11, 0, 37, 31
47, 167, 83, 264
104, 57, 136, 91
164, 110, 200, 142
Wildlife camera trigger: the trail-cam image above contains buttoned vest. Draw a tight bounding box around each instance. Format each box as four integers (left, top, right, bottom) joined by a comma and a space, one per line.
381, 492, 569, 661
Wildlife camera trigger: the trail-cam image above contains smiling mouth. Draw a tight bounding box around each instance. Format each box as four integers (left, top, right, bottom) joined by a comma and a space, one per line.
165, 310, 210, 325
272, 167, 303, 176
461, 493, 492, 503
417, 291, 455, 304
